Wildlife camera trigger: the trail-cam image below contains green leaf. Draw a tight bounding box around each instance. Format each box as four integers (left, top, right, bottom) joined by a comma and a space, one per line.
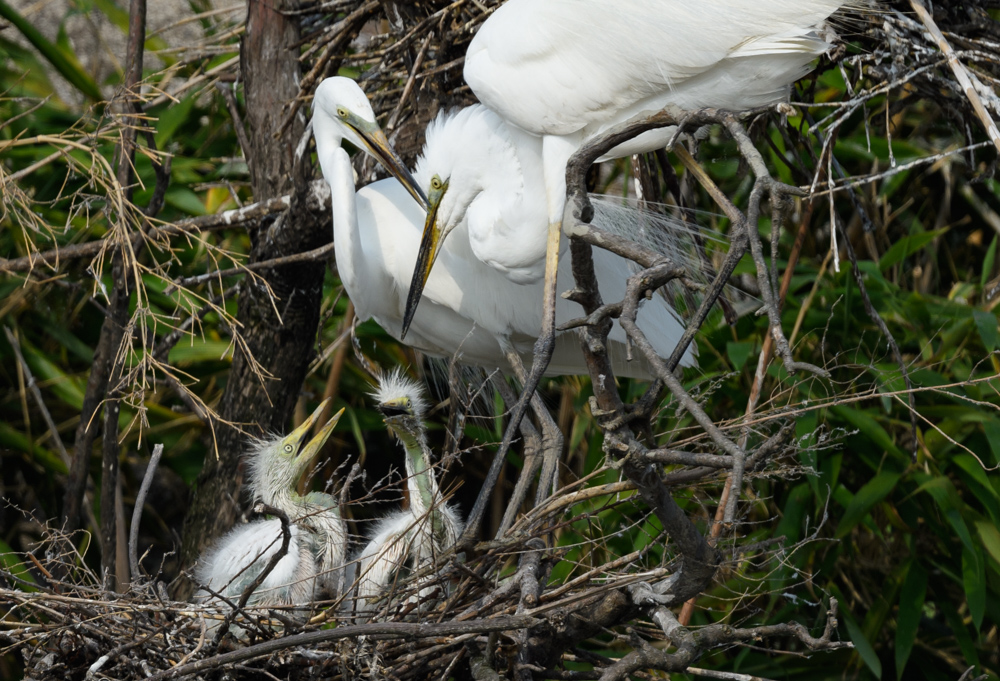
973, 309, 999, 351
0, 0, 102, 102
984, 419, 1000, 466
168, 339, 234, 365
835, 469, 902, 538
915, 475, 977, 553
0, 538, 37, 592
941, 599, 979, 668
981, 235, 997, 290
879, 227, 948, 271
165, 187, 207, 216
155, 95, 197, 150
976, 521, 1000, 568
963, 546, 986, 631
0, 423, 67, 474
832, 405, 906, 461
895, 561, 926, 680
845, 611, 883, 678
726, 340, 754, 371
21, 343, 85, 410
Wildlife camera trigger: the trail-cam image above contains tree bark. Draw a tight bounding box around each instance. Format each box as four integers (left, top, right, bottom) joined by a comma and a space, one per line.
176, 0, 329, 599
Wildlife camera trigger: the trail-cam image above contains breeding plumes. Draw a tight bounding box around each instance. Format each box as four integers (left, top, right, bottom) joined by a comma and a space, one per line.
352, 371, 462, 616
404, 103, 700, 368
311, 76, 695, 376
194, 402, 346, 612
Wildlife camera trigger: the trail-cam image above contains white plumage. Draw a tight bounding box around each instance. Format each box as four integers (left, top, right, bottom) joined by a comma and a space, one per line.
195, 521, 318, 610
466, 0, 849, 145
352, 370, 462, 616
312, 77, 696, 377
193, 403, 347, 615
406, 103, 696, 368
443, 0, 855, 381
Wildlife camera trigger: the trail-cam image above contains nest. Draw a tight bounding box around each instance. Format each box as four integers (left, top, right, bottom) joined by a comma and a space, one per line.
0, 491, 676, 680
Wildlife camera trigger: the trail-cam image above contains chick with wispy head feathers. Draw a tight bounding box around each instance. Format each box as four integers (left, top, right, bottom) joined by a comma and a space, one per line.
195, 401, 347, 612
353, 371, 462, 616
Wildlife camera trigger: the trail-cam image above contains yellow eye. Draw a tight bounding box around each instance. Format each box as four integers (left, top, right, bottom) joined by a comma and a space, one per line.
336, 106, 348, 119
430, 175, 443, 190
284, 444, 294, 453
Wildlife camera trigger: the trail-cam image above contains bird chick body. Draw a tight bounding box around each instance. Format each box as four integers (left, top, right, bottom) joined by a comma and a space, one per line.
353, 371, 462, 616
194, 403, 346, 614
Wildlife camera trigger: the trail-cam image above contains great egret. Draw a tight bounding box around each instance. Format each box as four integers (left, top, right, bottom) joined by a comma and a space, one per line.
446, 0, 853, 379
353, 370, 462, 616
195, 402, 347, 611
464, 0, 851, 236
403, 103, 704, 369
312, 77, 695, 375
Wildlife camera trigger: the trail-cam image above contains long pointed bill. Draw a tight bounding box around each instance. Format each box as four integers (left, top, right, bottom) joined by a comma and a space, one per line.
351, 121, 428, 210
285, 397, 331, 455
298, 407, 346, 465
400, 181, 447, 339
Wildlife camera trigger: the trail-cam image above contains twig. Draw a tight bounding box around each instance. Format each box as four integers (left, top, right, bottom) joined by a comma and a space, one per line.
0, 181, 331, 274
129, 444, 164, 582
162, 242, 334, 295
4, 327, 71, 468
146, 615, 540, 681
910, 0, 1000, 154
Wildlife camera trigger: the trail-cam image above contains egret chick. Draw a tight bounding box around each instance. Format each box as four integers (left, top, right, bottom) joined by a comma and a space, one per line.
353, 371, 462, 616
195, 402, 347, 612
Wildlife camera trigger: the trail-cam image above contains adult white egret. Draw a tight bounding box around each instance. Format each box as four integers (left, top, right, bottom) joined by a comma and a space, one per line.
402, 103, 706, 364
426, 0, 853, 378
395, 0, 855, 531
195, 402, 347, 611
311, 76, 695, 375
463, 0, 853, 244
353, 370, 462, 616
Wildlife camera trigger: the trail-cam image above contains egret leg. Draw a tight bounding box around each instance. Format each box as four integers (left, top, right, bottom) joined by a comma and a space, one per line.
491, 374, 543, 534
457, 135, 578, 547
500, 343, 563, 506
495, 346, 564, 537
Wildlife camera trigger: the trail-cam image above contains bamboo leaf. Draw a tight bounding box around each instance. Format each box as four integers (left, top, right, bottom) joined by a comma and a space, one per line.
963, 546, 986, 631
895, 561, 926, 680
845, 611, 883, 678
835, 469, 902, 538
976, 521, 1000, 568
973, 309, 999, 352
879, 227, 948, 271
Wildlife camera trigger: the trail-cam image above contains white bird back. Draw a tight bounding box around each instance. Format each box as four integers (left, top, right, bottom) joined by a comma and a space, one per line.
194, 520, 318, 609
465, 0, 852, 139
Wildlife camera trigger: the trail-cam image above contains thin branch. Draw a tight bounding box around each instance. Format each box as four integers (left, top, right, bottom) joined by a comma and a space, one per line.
129, 443, 164, 582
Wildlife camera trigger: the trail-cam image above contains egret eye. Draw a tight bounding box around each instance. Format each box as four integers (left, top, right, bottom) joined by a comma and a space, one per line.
336, 106, 348, 119
430, 175, 443, 191
284, 444, 294, 454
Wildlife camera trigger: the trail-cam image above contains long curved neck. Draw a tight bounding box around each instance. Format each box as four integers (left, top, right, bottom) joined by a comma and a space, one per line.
315, 116, 365, 298
394, 424, 446, 541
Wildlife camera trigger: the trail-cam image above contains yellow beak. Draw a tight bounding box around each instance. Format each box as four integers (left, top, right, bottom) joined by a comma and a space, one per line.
401, 178, 448, 339
349, 119, 428, 210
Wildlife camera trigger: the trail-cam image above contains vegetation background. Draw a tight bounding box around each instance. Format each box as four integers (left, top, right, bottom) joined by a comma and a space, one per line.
1, 0, 999, 679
